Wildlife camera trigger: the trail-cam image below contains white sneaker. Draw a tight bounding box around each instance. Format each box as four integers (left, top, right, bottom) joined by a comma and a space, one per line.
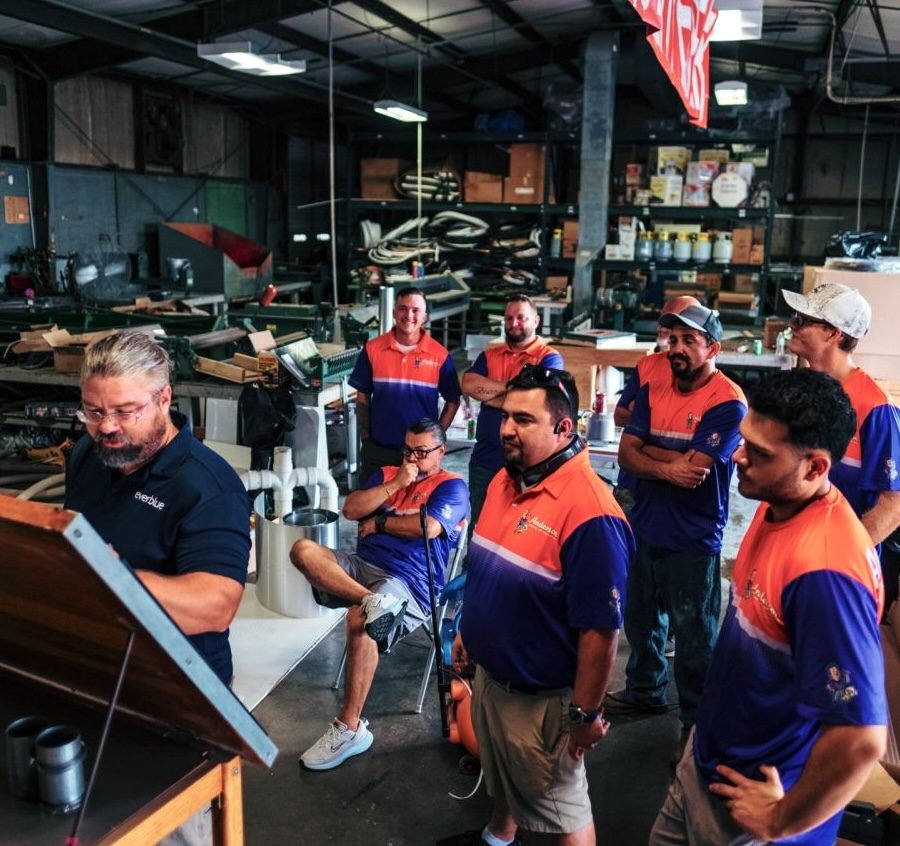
300, 718, 374, 771
360, 592, 408, 642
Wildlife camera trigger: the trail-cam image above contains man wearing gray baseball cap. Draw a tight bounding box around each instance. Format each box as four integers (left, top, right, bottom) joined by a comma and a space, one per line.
783, 282, 900, 614
605, 303, 747, 767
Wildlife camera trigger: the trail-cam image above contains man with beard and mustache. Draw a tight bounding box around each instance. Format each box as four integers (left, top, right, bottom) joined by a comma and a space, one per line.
441, 366, 632, 846
64, 332, 250, 688
651, 369, 886, 846
604, 305, 746, 766
291, 418, 467, 770
462, 294, 562, 536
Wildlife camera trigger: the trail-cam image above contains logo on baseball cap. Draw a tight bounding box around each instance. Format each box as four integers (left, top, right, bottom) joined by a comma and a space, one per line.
658, 304, 724, 341
782, 283, 871, 339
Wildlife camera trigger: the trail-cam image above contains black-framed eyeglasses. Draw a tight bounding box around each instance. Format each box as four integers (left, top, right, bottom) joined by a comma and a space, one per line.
402, 443, 442, 460
513, 364, 577, 417
789, 312, 831, 330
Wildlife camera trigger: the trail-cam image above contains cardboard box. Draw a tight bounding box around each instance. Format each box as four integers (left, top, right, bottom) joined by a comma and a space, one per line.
360, 158, 404, 200
656, 146, 691, 175
650, 175, 683, 206
505, 143, 545, 204
562, 220, 579, 258
731, 228, 753, 264
699, 148, 730, 167
625, 163, 644, 186
726, 161, 756, 185
749, 243, 765, 265
733, 273, 757, 293
464, 171, 504, 203
545, 275, 569, 293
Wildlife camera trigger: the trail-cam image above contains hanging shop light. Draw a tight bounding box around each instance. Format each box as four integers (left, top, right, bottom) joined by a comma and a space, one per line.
709, 0, 764, 41
197, 42, 306, 76
714, 80, 749, 106
373, 99, 428, 123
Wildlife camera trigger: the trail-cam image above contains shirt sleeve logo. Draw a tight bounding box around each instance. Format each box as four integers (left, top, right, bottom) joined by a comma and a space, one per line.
825, 663, 858, 704
886, 458, 898, 482
706, 432, 721, 448
609, 587, 622, 615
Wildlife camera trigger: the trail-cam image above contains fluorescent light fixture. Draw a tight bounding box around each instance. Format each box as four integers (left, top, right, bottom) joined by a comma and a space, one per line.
197, 42, 306, 76
373, 99, 428, 123
710, 0, 763, 41
714, 80, 749, 106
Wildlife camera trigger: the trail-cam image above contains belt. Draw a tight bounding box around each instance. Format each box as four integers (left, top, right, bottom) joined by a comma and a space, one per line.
487, 674, 568, 697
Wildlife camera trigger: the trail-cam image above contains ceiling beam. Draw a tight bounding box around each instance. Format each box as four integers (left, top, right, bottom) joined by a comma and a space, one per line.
2, 0, 371, 114
476, 0, 582, 82
710, 42, 812, 74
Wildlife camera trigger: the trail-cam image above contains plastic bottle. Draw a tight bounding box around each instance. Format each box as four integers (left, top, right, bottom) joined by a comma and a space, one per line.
549, 228, 563, 258
775, 332, 786, 355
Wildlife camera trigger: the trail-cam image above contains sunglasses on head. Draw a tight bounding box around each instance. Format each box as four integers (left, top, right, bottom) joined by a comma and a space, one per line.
515, 364, 577, 418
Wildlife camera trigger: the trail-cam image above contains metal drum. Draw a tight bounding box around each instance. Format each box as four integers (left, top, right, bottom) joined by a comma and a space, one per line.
254, 495, 338, 618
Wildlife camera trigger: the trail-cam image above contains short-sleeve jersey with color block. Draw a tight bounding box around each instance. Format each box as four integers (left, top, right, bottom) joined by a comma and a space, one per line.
694, 486, 885, 845
357, 466, 468, 612
461, 449, 634, 690
625, 369, 746, 553
615, 351, 673, 493
349, 330, 461, 449
831, 368, 900, 519
467, 336, 563, 472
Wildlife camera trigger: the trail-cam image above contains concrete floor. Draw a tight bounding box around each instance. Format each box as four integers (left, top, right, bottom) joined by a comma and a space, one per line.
241, 438, 759, 846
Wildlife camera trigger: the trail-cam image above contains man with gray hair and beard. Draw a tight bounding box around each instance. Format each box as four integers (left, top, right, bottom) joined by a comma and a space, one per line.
64, 331, 250, 686
64, 331, 251, 846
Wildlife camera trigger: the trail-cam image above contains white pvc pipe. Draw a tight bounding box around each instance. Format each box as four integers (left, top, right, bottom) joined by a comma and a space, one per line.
17, 473, 66, 501
238, 453, 339, 520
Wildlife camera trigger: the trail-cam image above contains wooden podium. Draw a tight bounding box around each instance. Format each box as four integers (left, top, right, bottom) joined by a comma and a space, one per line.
0, 496, 278, 845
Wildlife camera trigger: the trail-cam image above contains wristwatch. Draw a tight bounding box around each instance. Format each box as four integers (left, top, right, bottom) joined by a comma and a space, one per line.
568, 703, 601, 724
374, 512, 389, 534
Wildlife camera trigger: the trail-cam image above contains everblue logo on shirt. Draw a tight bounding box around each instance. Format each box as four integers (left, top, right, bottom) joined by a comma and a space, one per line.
134, 491, 166, 511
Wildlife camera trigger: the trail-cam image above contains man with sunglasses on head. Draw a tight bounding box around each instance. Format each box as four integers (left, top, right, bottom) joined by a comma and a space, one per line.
350, 285, 461, 486
604, 305, 746, 768
783, 283, 900, 615
462, 293, 563, 536
64, 332, 250, 689
443, 366, 632, 846
291, 418, 467, 771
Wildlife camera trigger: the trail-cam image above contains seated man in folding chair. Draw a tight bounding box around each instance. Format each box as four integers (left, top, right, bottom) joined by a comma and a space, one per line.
291, 417, 469, 771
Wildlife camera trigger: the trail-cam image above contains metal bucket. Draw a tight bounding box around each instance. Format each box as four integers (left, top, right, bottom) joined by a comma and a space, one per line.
254, 494, 338, 618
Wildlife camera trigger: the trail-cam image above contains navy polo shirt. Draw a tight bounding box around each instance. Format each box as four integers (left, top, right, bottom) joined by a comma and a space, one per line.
64, 412, 250, 684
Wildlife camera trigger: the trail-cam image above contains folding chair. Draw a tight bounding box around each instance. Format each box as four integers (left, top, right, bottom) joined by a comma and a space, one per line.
330, 520, 468, 714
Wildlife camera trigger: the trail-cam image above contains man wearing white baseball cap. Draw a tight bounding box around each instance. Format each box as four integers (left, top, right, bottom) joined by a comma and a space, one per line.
783, 282, 900, 613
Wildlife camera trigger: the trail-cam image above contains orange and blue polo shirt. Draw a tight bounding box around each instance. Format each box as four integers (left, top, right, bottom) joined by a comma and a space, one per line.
695, 486, 885, 845
625, 369, 746, 553
461, 449, 634, 690
349, 330, 461, 449
616, 351, 673, 493
358, 466, 468, 613
832, 368, 900, 521
467, 336, 563, 472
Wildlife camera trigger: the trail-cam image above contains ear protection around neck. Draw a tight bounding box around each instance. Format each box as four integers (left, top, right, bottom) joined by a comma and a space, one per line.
507, 435, 584, 488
